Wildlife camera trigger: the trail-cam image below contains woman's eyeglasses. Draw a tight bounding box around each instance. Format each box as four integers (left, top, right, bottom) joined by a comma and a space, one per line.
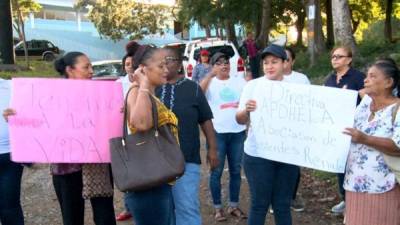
331, 55, 350, 60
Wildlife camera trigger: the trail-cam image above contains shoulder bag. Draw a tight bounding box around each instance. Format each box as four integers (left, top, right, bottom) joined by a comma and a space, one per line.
382, 101, 400, 183
109, 89, 185, 192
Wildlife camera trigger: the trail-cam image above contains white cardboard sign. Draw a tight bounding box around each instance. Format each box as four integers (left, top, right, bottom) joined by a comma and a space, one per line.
250, 80, 357, 173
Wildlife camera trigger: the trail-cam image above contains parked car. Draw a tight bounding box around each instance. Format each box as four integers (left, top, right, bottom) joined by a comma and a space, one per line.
92, 60, 124, 80
183, 38, 245, 79
14, 39, 60, 61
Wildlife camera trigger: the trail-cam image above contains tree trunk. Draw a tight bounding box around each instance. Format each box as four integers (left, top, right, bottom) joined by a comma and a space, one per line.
253, 0, 262, 40
0, 0, 15, 64
14, 0, 30, 67
295, 7, 306, 47
224, 20, 238, 47
306, 0, 326, 66
205, 25, 211, 38
384, 0, 393, 43
325, 0, 334, 48
255, 17, 262, 40
257, 0, 272, 49
219, 27, 224, 39
332, 0, 357, 55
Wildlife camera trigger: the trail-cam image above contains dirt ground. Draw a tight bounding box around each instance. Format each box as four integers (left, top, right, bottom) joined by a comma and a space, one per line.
21, 146, 344, 225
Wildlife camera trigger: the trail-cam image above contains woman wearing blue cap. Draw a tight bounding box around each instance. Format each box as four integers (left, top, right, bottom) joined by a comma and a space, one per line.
236, 44, 299, 225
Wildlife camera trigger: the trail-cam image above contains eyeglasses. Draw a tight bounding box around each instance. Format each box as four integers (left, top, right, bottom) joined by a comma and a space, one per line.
215, 59, 229, 65
331, 55, 350, 60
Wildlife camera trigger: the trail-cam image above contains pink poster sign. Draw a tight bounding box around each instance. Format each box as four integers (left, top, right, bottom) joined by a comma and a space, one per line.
9, 78, 124, 163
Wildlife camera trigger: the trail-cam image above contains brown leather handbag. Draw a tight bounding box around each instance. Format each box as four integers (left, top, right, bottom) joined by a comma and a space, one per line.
109, 92, 185, 192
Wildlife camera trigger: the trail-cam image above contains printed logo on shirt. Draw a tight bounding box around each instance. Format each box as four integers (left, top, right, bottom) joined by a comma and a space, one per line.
220, 102, 239, 109
219, 87, 239, 109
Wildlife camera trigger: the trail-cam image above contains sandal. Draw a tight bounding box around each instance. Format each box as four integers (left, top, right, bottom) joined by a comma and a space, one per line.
215, 209, 227, 222
227, 207, 248, 219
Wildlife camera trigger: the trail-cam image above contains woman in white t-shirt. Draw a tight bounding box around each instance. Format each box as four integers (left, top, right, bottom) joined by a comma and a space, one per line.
236, 44, 299, 225
200, 52, 247, 221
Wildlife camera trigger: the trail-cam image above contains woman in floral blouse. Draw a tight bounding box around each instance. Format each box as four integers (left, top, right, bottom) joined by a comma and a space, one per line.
343, 59, 400, 225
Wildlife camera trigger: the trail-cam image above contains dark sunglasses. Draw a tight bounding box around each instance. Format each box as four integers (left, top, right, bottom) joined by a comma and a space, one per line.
215, 59, 230, 65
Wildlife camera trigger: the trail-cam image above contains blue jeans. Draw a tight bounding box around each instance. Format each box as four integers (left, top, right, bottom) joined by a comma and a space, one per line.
244, 153, 299, 225
0, 153, 24, 225
172, 163, 201, 225
209, 131, 245, 208
125, 183, 175, 225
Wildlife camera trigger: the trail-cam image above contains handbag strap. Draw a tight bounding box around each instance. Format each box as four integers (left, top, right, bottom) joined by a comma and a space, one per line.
122, 87, 159, 143
391, 100, 400, 125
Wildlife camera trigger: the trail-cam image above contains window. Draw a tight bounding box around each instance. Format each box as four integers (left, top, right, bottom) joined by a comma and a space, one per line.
46, 42, 54, 48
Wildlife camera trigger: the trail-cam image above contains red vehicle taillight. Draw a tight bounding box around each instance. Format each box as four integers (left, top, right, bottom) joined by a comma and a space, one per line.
237, 57, 244, 72
187, 64, 193, 77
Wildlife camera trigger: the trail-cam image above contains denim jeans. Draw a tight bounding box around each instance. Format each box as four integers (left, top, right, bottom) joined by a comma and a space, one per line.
209, 131, 245, 208
0, 153, 24, 225
244, 153, 299, 225
52, 170, 116, 225
292, 166, 301, 200
125, 183, 175, 225
172, 163, 201, 225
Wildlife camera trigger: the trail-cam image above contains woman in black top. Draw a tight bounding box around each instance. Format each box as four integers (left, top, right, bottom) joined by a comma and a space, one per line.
325, 46, 365, 214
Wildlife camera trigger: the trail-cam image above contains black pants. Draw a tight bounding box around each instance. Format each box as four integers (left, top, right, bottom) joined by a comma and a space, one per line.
0, 153, 24, 225
52, 170, 116, 225
292, 166, 301, 200
249, 57, 260, 78
337, 173, 345, 200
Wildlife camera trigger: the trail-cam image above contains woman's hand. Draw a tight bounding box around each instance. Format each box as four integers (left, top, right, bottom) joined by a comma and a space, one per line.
132, 66, 149, 87
207, 146, 219, 170
208, 67, 219, 78
343, 127, 368, 144
2, 108, 16, 122
245, 100, 257, 112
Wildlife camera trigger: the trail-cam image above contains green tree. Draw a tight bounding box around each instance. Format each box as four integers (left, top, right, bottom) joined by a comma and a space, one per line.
12, 0, 41, 67
76, 0, 171, 40
306, 0, 326, 66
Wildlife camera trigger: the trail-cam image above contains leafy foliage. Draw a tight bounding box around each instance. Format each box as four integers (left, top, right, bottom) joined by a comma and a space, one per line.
11, 0, 41, 20
76, 0, 171, 40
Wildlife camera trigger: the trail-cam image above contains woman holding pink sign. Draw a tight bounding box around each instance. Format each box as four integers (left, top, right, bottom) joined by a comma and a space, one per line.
3, 52, 116, 225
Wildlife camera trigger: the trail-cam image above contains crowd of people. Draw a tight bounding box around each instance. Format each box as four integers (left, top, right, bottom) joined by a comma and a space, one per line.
1, 38, 400, 225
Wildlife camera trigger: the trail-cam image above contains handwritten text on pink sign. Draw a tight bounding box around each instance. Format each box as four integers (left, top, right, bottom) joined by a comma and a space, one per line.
9, 78, 124, 163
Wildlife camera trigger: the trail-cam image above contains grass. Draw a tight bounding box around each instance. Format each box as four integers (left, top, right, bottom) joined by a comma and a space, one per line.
311, 170, 337, 183
0, 60, 58, 79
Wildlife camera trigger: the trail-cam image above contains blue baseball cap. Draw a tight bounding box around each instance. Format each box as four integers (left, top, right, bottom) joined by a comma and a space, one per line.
260, 44, 287, 60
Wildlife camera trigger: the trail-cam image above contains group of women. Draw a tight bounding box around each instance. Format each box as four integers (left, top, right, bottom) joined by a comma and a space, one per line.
1, 41, 400, 225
